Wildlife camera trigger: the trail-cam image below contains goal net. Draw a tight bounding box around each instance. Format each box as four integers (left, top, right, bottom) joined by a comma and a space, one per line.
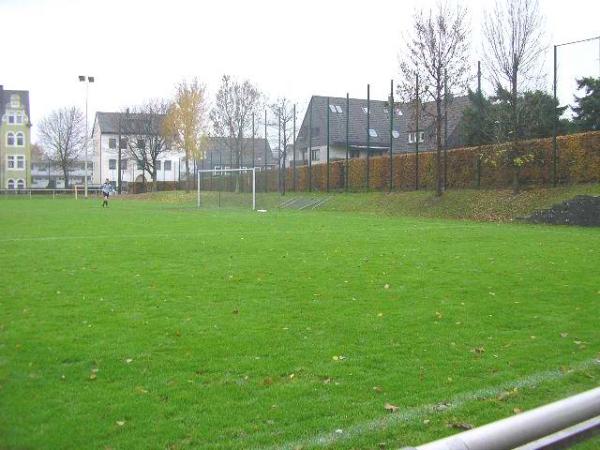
196, 167, 258, 210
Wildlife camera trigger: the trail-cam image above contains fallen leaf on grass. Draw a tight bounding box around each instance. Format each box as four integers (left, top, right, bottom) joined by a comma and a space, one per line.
513, 408, 523, 414
384, 403, 399, 413
125, 358, 133, 364
116, 420, 125, 427
471, 347, 485, 355
560, 332, 568, 338
435, 311, 443, 320
89, 373, 97, 380
373, 386, 383, 393
263, 377, 274, 386
384, 284, 390, 289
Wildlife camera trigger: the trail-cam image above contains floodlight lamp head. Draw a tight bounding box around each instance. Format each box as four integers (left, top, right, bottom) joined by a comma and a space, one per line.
78, 75, 86, 82
88, 76, 95, 83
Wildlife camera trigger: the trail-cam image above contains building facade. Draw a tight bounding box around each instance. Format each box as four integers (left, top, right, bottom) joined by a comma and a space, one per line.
292, 95, 470, 167
92, 111, 275, 190
0, 86, 32, 189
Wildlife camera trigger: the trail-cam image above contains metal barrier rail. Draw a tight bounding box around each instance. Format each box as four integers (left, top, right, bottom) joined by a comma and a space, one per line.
0, 188, 102, 198
402, 386, 600, 450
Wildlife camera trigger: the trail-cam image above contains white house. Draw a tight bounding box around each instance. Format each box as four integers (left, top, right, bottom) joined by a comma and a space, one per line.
91, 111, 184, 189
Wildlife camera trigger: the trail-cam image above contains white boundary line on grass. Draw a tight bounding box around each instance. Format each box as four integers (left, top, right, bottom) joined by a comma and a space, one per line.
262, 358, 599, 450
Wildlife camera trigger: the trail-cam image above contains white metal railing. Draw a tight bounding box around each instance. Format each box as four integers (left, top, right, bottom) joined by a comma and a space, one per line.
402, 386, 600, 450
0, 188, 102, 198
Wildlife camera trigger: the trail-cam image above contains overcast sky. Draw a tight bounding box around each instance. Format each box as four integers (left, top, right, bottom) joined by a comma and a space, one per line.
2, 0, 599, 142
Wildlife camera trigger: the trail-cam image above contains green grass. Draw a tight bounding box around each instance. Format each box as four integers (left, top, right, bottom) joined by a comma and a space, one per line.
0, 197, 598, 449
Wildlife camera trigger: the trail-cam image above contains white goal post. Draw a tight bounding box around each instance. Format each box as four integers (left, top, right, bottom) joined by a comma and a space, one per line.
196, 167, 256, 210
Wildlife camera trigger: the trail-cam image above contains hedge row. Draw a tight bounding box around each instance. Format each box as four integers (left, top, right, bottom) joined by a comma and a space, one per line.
256, 131, 600, 192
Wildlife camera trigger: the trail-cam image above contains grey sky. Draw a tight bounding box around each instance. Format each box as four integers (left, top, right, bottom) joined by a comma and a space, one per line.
2, 0, 599, 142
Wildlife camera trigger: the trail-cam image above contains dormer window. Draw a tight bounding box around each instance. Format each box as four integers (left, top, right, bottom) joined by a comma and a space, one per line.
368, 128, 378, 137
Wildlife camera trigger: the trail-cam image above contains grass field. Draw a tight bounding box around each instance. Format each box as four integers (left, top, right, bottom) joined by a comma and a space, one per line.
0, 196, 599, 449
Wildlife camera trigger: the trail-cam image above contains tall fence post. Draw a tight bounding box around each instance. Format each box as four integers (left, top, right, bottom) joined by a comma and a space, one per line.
346, 93, 350, 192
415, 73, 420, 191
389, 79, 394, 193
308, 97, 312, 193
366, 84, 370, 190
326, 96, 330, 193
293, 104, 297, 192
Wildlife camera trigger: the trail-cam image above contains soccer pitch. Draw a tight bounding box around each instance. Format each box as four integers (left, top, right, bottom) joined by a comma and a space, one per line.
0, 197, 598, 449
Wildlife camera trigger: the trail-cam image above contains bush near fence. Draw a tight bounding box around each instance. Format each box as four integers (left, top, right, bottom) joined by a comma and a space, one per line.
263, 131, 600, 192
127, 132, 599, 194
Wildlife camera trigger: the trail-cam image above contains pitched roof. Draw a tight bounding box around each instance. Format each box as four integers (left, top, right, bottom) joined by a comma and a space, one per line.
93, 111, 165, 136
295, 94, 470, 152
0, 86, 31, 123
201, 137, 274, 165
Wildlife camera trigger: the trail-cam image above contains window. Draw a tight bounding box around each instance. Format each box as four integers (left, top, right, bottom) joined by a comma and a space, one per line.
7, 179, 15, 189
392, 130, 400, 139
137, 139, 145, 149
109, 159, 117, 170
109, 138, 117, 149
10, 94, 20, 108
6, 132, 15, 146
7, 156, 15, 168
408, 131, 424, 144
310, 148, 320, 161
8, 113, 15, 124
368, 128, 378, 137
164, 160, 172, 171
395, 108, 403, 116
16, 132, 24, 146
17, 179, 25, 189
121, 159, 128, 171
329, 104, 343, 114
137, 160, 144, 170
16, 156, 25, 169
329, 104, 337, 113
335, 105, 343, 113
362, 107, 369, 114
156, 160, 162, 170
16, 113, 23, 124
119, 138, 128, 149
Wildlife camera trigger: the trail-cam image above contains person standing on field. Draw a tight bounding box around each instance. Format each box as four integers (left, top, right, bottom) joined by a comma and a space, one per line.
101, 178, 114, 207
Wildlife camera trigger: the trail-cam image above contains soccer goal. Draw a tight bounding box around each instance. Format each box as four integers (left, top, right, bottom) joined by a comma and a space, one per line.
196, 167, 257, 210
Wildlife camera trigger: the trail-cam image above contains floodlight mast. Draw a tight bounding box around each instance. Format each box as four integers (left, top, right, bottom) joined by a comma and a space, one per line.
78, 75, 94, 197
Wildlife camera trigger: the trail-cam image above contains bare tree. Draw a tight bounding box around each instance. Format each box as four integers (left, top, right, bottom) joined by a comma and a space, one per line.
270, 98, 294, 193
398, 1, 470, 196
164, 78, 208, 192
37, 107, 86, 188
125, 100, 170, 190
483, 0, 545, 191
209, 75, 261, 191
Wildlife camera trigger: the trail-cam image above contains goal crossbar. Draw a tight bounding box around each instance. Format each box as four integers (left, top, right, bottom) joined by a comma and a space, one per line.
196, 167, 256, 210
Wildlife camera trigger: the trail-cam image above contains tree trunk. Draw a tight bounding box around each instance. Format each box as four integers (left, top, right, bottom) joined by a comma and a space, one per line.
63, 165, 70, 189
185, 155, 190, 193
511, 67, 520, 194
435, 80, 443, 197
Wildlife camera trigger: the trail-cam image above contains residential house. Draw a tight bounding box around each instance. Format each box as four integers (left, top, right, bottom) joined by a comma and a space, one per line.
93, 111, 276, 189
292, 94, 470, 167
197, 136, 274, 172
92, 111, 181, 188
0, 86, 32, 189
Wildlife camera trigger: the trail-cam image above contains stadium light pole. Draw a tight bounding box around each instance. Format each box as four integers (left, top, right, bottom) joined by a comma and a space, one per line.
552, 35, 600, 187
78, 75, 94, 197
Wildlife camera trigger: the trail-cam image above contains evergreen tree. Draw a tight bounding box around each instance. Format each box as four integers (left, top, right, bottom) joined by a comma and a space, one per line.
572, 77, 600, 131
